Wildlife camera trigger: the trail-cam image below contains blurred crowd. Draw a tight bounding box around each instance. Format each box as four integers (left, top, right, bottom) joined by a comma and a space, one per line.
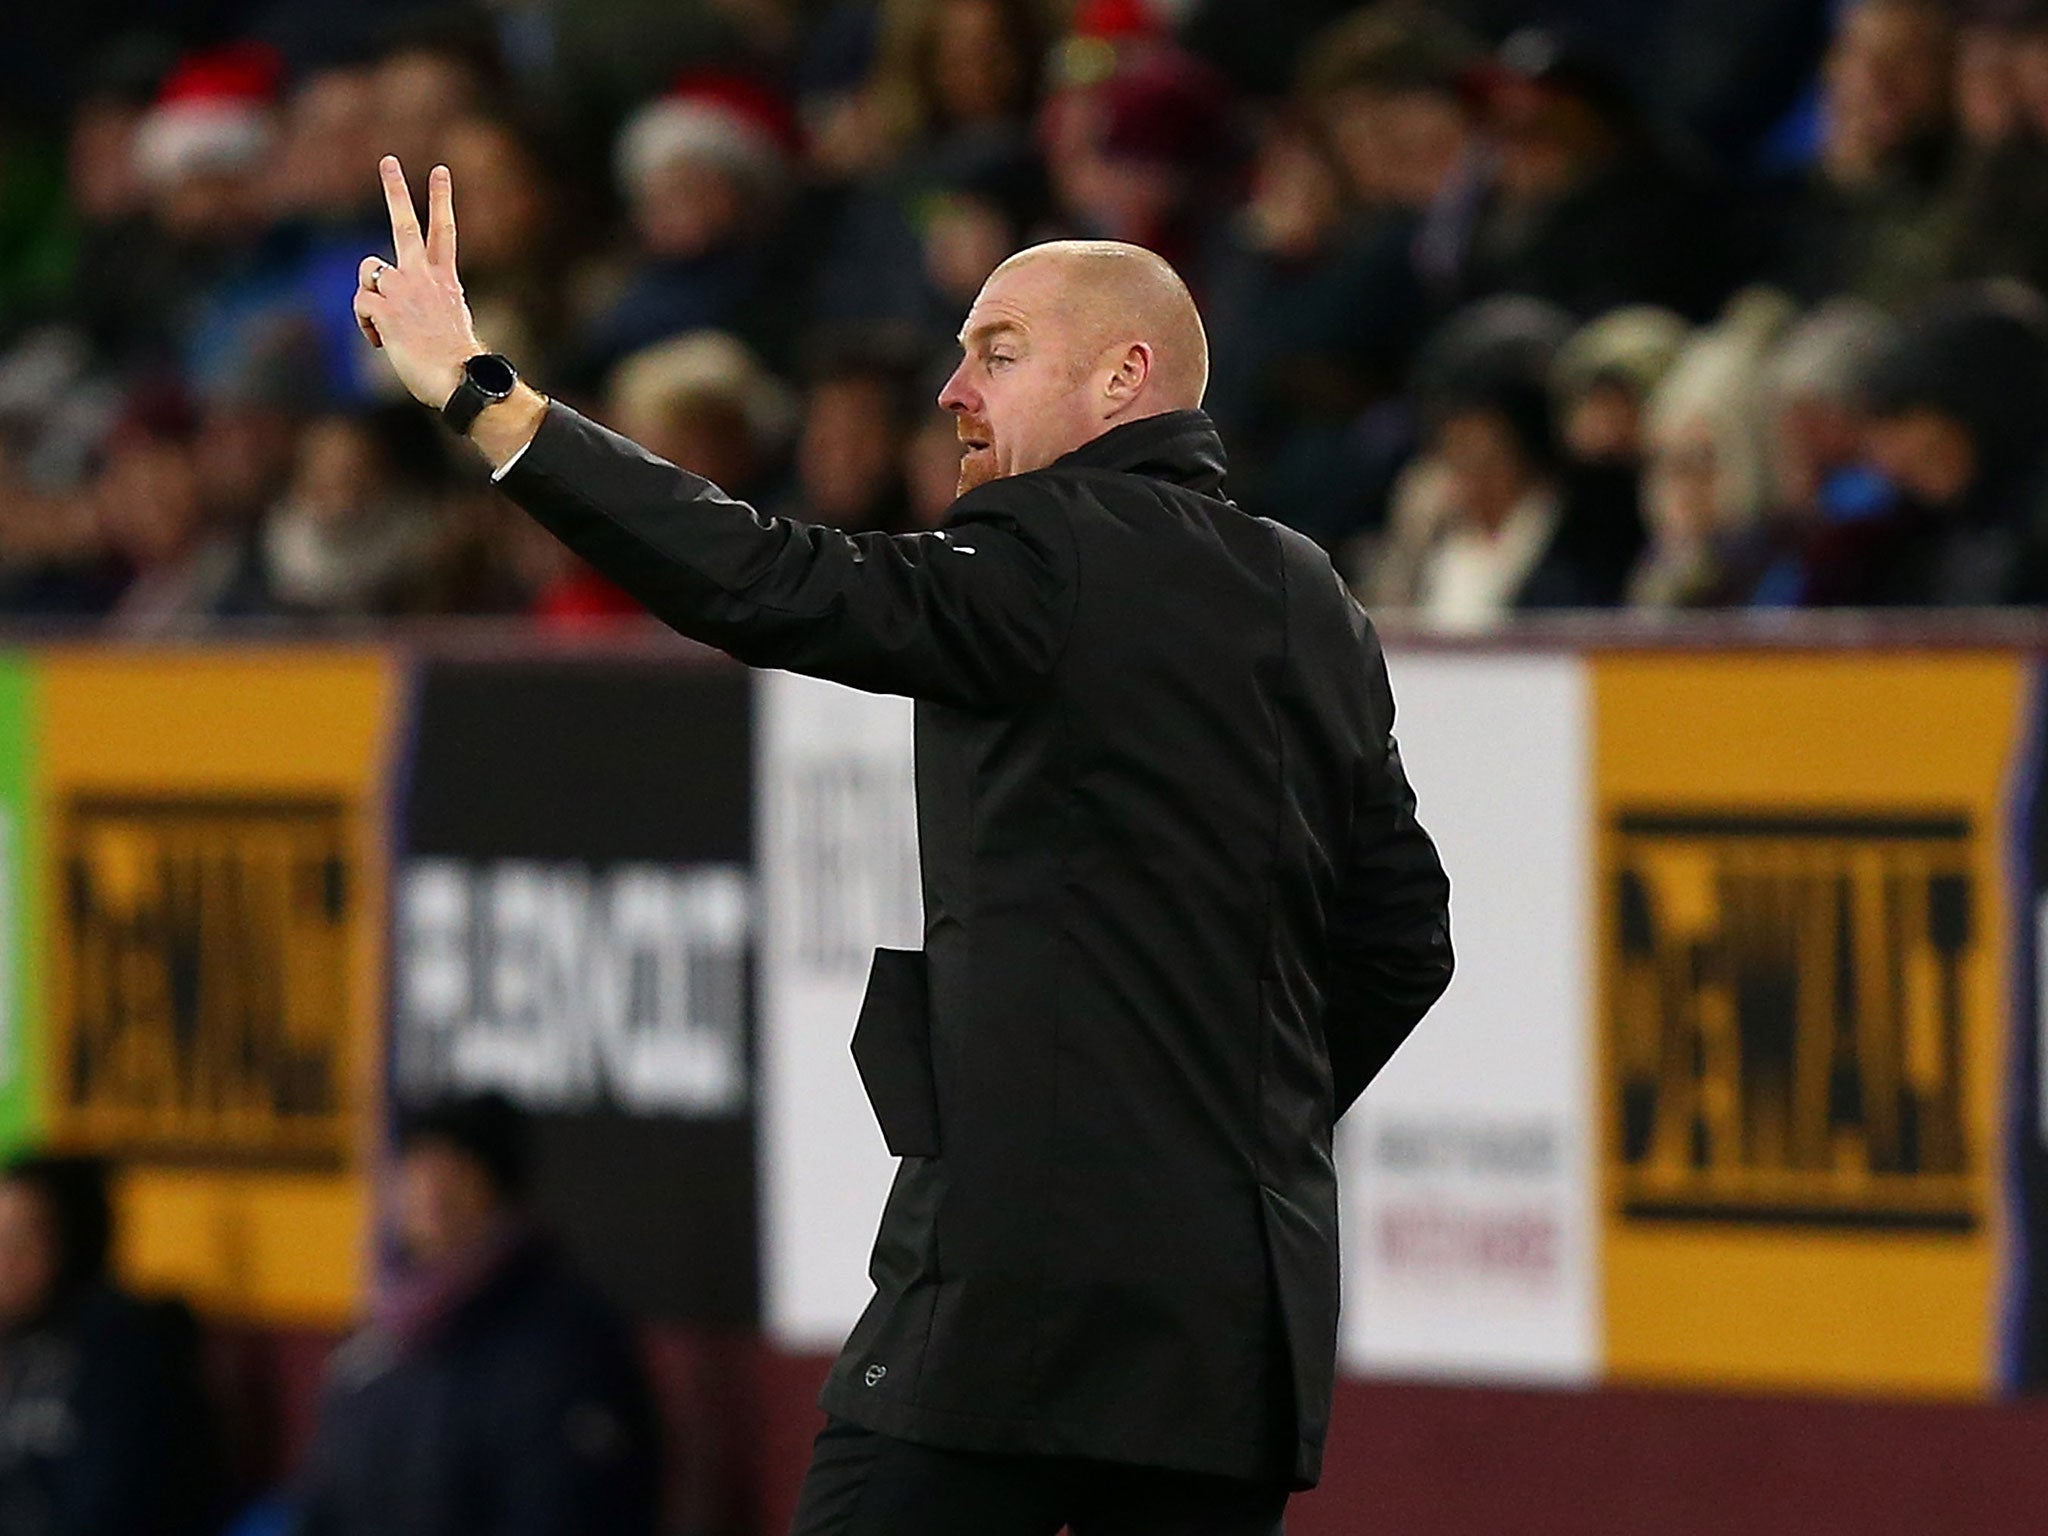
0, 1103, 665, 1536
3, 0, 2048, 633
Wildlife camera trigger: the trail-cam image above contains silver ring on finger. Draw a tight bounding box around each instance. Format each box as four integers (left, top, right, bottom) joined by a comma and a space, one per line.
366, 261, 387, 293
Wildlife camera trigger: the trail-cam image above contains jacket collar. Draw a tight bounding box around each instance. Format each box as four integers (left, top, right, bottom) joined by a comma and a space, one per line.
1052, 410, 1229, 498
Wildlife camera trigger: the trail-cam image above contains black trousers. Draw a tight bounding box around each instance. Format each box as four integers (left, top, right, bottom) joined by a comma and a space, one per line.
789, 1420, 1289, 1536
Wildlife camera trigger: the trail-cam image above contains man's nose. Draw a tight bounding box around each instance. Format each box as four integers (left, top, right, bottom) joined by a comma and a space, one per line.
938, 363, 977, 415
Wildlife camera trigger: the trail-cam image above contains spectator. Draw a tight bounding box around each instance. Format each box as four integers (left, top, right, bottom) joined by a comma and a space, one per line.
5, 0, 2044, 635
0, 1154, 220, 1536
1408, 371, 1602, 628
252, 61, 387, 407
812, 128, 1044, 341
569, 73, 797, 390
913, 139, 1044, 316
1551, 304, 1691, 470
111, 41, 288, 379
249, 403, 450, 620
792, 0, 897, 185
500, 328, 797, 625
898, 349, 967, 528
784, 326, 926, 533
1309, 5, 1478, 208
1362, 292, 1575, 604
1629, 289, 1792, 608
1767, 299, 1899, 516
501, 499, 649, 626
1202, 115, 1396, 543
56, 36, 173, 360
1956, 0, 2028, 152
438, 114, 568, 380
95, 384, 256, 634
1768, 0, 1959, 307
905, 407, 968, 527
1296, 2, 1483, 302
290, 1094, 659, 1536
1549, 304, 1692, 598
867, 0, 1049, 163
191, 312, 329, 554
1736, 297, 1900, 605
1816, 286, 2048, 604
1200, 6, 1481, 542
608, 329, 794, 501
0, 330, 122, 615
135, 43, 284, 258
806, 0, 1051, 305
1453, 28, 1736, 320
2014, 0, 2048, 128
147, 47, 379, 440
1650, 0, 1836, 169
365, 17, 499, 186
266, 62, 379, 233
1040, 42, 1242, 273
1948, 0, 2048, 292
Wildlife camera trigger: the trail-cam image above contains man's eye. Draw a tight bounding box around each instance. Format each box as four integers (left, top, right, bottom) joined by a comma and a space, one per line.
988, 354, 1015, 368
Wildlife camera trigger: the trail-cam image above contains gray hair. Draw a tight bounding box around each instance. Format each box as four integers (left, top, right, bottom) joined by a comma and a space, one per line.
1763, 298, 1899, 408
607, 330, 797, 452
1643, 289, 1797, 536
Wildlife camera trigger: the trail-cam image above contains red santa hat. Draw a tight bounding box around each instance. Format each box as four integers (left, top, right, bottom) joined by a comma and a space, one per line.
134, 42, 283, 188
1069, 0, 1163, 43
614, 71, 799, 205
1051, 0, 1167, 100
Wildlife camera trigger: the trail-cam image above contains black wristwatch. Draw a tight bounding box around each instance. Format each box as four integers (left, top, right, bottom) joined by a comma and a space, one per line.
441, 353, 518, 436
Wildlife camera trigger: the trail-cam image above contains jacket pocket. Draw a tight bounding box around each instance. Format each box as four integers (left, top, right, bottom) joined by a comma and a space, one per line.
851, 948, 940, 1157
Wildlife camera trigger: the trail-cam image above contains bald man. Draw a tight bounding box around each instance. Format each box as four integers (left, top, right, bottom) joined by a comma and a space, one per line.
358, 157, 1452, 1536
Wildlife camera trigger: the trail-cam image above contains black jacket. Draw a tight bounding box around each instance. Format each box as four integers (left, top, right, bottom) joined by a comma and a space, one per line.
499, 404, 1453, 1487
290, 1238, 659, 1536
0, 1287, 215, 1536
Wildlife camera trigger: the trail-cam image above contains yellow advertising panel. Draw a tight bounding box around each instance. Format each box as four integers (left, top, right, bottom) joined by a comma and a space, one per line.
38, 648, 394, 1326
1596, 653, 2023, 1394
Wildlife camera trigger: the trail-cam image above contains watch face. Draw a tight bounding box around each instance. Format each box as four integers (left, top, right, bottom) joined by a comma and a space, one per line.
467, 354, 517, 397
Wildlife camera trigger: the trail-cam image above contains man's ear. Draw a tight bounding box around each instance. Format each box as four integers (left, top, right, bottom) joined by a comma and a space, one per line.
1102, 342, 1153, 417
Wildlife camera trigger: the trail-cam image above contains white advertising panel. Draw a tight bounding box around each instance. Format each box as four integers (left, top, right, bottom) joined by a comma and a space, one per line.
1338, 651, 1598, 1383
758, 671, 922, 1349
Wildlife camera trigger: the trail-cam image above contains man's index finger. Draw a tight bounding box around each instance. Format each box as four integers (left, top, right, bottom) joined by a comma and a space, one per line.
381, 155, 425, 260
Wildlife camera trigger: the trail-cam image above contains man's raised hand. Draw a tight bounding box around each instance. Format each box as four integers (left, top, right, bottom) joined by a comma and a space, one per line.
354, 157, 484, 411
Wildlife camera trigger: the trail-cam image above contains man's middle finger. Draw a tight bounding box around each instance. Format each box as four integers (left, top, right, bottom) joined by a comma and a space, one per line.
426, 163, 456, 269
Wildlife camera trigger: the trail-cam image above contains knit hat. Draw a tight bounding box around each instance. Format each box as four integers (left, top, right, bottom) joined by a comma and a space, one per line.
133, 41, 283, 188
1552, 306, 1693, 406
615, 71, 798, 206
1412, 295, 1578, 417
1092, 47, 1237, 169
1860, 285, 2048, 488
